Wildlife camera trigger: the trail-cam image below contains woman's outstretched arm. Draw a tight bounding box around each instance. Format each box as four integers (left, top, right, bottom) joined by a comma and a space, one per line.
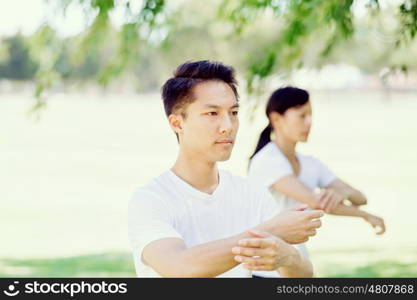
270, 175, 386, 235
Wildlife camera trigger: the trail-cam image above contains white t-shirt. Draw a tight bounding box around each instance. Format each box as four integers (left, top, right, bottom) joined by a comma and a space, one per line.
128, 169, 281, 278
248, 142, 336, 211
248, 141, 336, 277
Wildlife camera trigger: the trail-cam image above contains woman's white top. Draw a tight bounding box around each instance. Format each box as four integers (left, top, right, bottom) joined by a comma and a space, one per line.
248, 142, 336, 211
248, 141, 336, 277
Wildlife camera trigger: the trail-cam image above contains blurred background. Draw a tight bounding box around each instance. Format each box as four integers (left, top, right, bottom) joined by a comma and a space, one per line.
1, 0, 417, 277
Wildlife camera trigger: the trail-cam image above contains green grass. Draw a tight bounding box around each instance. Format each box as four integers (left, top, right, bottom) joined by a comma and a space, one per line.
0, 253, 135, 277
311, 247, 417, 277
1, 249, 417, 277
322, 261, 417, 277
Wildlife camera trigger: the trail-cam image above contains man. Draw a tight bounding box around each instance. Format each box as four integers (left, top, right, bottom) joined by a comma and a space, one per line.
128, 60, 323, 277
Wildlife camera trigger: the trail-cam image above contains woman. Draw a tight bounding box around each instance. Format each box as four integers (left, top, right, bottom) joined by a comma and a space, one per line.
248, 87, 385, 277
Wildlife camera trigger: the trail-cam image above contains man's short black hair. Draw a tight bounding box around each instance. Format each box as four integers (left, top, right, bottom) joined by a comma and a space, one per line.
161, 60, 238, 117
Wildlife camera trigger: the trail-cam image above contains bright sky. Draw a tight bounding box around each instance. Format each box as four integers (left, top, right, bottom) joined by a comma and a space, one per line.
0, 0, 87, 36
0, 0, 44, 35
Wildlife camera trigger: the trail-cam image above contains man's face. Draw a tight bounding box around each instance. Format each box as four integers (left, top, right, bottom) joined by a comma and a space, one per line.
172, 80, 239, 163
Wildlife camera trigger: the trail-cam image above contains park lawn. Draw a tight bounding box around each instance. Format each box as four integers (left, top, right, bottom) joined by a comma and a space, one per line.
1, 247, 417, 277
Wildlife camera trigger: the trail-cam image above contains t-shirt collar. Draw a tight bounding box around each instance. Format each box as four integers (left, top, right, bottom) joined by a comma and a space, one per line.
167, 169, 225, 200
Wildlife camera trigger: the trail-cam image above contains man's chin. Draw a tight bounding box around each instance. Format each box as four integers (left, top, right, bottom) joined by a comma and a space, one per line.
215, 151, 233, 162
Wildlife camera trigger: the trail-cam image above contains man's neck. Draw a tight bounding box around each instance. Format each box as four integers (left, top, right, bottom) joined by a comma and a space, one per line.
171, 150, 219, 195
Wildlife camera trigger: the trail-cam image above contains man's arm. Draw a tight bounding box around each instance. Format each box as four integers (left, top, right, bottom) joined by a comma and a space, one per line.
141, 208, 323, 277
142, 232, 249, 277
232, 230, 313, 278
278, 251, 313, 278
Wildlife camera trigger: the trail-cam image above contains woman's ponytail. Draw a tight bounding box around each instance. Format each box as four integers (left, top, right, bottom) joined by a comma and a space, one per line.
249, 124, 272, 161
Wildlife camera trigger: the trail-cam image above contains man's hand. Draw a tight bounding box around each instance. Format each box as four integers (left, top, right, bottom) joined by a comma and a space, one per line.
258, 206, 323, 244
232, 230, 298, 271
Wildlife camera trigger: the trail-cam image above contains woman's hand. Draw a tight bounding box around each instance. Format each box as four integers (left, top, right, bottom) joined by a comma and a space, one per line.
363, 213, 386, 235
316, 188, 345, 213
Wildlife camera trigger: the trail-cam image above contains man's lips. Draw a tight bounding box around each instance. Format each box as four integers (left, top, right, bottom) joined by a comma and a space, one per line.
215, 139, 233, 144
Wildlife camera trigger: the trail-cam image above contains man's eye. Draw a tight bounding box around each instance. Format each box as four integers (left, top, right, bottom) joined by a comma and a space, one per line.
231, 111, 239, 116
207, 112, 218, 116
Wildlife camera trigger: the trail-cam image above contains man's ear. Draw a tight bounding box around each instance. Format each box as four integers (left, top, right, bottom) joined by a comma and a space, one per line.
168, 113, 183, 135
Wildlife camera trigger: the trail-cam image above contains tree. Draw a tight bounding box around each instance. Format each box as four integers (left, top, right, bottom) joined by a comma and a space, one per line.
0, 34, 38, 80
29, 0, 417, 108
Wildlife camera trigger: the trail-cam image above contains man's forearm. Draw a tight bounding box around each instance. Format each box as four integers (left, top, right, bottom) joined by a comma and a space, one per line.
148, 209, 322, 277
167, 231, 250, 277
254, 219, 288, 241
277, 248, 313, 278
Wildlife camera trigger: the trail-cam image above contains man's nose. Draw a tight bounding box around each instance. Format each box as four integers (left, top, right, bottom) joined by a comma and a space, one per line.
219, 114, 233, 134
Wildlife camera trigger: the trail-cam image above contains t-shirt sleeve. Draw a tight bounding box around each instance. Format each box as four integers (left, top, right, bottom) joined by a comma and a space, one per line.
248, 152, 293, 190
128, 188, 183, 275
315, 158, 337, 188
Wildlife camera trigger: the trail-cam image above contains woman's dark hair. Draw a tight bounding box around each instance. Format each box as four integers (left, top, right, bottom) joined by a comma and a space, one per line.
161, 60, 238, 117
249, 86, 309, 161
